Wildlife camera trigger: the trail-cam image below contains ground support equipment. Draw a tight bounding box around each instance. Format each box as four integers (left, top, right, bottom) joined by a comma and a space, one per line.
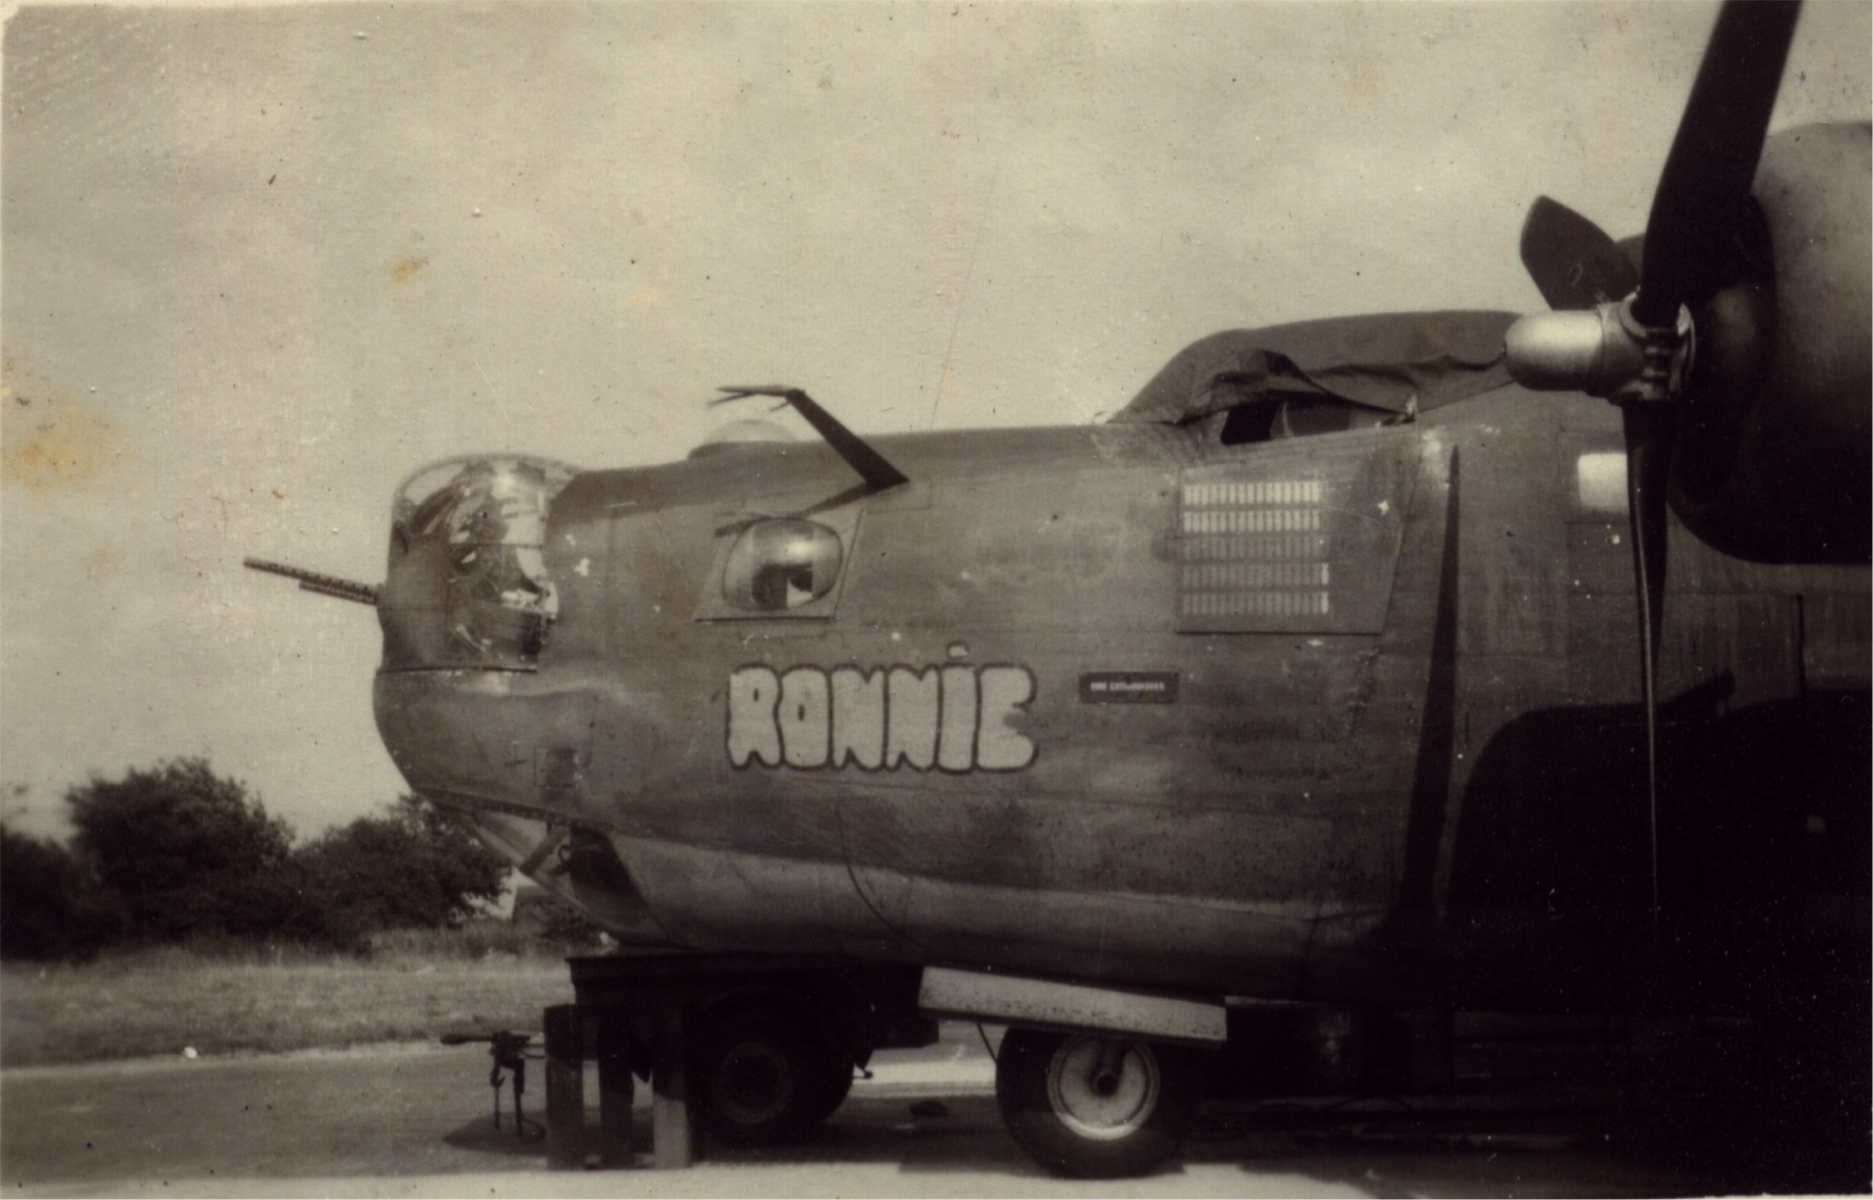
541, 951, 933, 1169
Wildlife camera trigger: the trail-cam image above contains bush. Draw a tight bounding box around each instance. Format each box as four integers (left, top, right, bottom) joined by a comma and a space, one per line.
14, 763, 519, 959
513, 885, 605, 951
295, 795, 508, 947
65, 759, 300, 944
0, 827, 105, 960
535, 896, 606, 951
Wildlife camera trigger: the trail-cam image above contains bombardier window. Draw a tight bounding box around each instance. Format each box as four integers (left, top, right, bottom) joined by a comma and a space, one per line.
722, 519, 844, 611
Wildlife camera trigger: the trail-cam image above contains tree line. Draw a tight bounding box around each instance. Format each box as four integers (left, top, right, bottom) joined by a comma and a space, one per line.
0, 758, 574, 960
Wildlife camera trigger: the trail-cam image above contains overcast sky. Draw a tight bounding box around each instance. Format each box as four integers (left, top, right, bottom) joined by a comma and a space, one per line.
3, 1, 1868, 840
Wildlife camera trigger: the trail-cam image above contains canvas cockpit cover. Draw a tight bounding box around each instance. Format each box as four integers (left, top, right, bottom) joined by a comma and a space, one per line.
1113, 310, 1520, 427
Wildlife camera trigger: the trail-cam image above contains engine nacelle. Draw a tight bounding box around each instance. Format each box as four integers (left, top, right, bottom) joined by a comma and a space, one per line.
1670, 123, 1872, 564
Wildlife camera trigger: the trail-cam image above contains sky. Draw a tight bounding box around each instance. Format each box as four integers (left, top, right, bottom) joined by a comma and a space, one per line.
3, 0, 1868, 841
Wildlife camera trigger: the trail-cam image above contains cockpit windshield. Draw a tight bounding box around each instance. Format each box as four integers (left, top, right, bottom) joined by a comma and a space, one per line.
382, 456, 580, 670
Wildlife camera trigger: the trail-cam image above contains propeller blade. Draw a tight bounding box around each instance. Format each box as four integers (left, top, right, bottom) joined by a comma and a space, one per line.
1632, 0, 1800, 326
1628, 0, 1798, 923
1622, 404, 1673, 930
1519, 197, 1639, 311
1508, 2, 1802, 935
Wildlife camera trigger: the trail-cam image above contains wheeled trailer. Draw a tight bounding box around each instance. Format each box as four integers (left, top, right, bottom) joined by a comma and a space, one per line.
538, 952, 1232, 1176
540, 952, 936, 1169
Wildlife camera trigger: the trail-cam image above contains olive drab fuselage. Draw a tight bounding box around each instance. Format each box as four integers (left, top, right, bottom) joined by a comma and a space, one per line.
372, 382, 1870, 1012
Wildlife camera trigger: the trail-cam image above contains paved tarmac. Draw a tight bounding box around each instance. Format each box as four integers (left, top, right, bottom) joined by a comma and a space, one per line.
2, 1029, 1711, 1198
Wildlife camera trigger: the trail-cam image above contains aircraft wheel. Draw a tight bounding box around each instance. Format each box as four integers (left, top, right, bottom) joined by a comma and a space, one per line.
690, 1010, 834, 1146
995, 1028, 1202, 1179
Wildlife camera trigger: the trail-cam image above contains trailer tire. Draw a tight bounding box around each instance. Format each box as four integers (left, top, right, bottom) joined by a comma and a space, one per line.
996, 1028, 1201, 1179
690, 1009, 833, 1147
807, 1055, 856, 1124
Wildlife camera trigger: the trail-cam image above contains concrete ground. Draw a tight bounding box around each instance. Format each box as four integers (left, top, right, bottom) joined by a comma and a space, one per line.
1, 1027, 1712, 1198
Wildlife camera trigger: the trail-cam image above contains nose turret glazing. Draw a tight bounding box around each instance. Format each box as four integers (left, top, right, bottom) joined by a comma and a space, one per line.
378, 456, 580, 672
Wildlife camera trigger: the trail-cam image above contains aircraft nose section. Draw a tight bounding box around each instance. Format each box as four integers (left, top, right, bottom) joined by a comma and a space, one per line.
369, 453, 678, 945
372, 453, 587, 852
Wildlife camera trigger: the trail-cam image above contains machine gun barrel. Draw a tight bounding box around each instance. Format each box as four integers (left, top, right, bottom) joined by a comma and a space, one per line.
243, 558, 380, 607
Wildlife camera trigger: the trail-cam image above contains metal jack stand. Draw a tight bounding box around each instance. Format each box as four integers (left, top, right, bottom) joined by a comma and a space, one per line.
442, 1031, 544, 1143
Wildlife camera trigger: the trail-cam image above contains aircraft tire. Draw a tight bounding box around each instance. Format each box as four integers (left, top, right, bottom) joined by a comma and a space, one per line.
689, 1009, 834, 1147
995, 1028, 1202, 1179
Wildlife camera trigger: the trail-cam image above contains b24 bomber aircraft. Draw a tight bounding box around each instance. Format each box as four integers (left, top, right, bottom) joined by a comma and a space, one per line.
251, 2, 1868, 1179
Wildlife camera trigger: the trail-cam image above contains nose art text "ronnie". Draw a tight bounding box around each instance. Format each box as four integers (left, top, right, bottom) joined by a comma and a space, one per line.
727, 664, 1037, 773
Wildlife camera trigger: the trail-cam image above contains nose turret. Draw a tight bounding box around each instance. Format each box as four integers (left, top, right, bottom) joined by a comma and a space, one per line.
377, 456, 580, 672
373, 453, 582, 800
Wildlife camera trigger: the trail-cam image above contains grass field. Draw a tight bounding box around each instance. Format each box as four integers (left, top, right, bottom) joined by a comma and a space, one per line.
0, 933, 580, 1068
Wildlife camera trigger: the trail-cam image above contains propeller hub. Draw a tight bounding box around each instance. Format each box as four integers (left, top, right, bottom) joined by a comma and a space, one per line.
1505, 298, 1692, 405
